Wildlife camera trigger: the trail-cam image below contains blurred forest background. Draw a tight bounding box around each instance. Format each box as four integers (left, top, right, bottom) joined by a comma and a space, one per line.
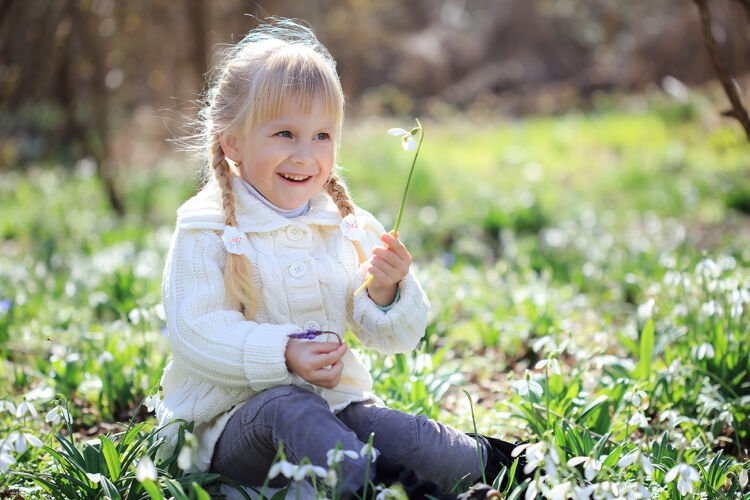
2, 0, 750, 200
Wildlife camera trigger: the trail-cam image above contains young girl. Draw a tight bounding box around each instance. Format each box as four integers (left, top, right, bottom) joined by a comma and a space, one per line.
154, 19, 516, 499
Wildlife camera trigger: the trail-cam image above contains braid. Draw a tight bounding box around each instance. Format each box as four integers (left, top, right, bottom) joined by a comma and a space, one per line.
326, 173, 367, 264
210, 136, 258, 319
326, 173, 356, 218
212, 141, 238, 227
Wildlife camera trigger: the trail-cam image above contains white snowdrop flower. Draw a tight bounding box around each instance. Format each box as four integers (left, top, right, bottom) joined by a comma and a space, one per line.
523, 442, 546, 475
628, 412, 648, 428
326, 448, 359, 467
135, 456, 157, 482
641, 455, 654, 477
360, 442, 379, 462
535, 358, 561, 375
98, 351, 114, 363
268, 460, 298, 479
573, 484, 596, 500
525, 479, 539, 500
292, 464, 327, 482
387, 127, 417, 151
86, 472, 102, 484
24, 386, 54, 402
664, 463, 700, 496
144, 393, 160, 413
44, 405, 70, 425
672, 304, 688, 318
637, 298, 655, 321
22, 433, 43, 448
15, 401, 38, 419
623, 390, 646, 407
696, 257, 720, 279
0, 448, 16, 473
701, 300, 723, 318
0, 400, 16, 415
739, 468, 748, 489
9, 432, 25, 454
696, 343, 715, 360
325, 468, 338, 488
547, 481, 571, 500
512, 378, 543, 398
128, 308, 142, 325
617, 452, 638, 468
177, 445, 193, 471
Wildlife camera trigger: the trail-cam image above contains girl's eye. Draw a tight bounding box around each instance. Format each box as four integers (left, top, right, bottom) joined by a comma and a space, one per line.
316, 132, 331, 140
276, 131, 292, 138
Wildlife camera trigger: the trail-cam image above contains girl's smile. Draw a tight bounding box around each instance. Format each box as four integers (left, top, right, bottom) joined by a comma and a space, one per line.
221, 97, 336, 210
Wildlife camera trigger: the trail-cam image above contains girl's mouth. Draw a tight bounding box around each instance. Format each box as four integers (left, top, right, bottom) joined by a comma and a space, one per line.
279, 173, 312, 183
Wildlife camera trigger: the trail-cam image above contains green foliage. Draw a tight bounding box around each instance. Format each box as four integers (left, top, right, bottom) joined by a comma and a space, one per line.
2, 100, 750, 498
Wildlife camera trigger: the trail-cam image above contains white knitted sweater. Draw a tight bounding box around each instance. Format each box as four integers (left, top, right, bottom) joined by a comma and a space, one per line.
154, 176, 430, 472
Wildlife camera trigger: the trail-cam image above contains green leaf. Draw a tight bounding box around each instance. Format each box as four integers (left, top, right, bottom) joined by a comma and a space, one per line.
192, 482, 211, 500
141, 478, 165, 500
634, 319, 654, 380
602, 445, 623, 469
101, 435, 122, 481
100, 476, 123, 500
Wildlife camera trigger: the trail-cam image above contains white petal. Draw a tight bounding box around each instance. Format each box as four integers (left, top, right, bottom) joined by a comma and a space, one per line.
344, 450, 359, 459
529, 381, 544, 396
388, 128, 409, 136
177, 446, 192, 471
551, 359, 561, 375
312, 465, 327, 478
567, 456, 588, 467
45, 407, 61, 425
641, 456, 654, 476
16, 402, 28, 419
23, 433, 43, 448
26, 402, 38, 418
739, 468, 748, 488
136, 456, 157, 482
403, 135, 417, 151
511, 443, 531, 457
534, 360, 547, 370
14, 434, 26, 454
664, 465, 679, 483
617, 453, 637, 468
86, 472, 102, 484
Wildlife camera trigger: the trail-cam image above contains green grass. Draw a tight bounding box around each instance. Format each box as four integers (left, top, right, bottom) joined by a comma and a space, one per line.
1, 92, 749, 498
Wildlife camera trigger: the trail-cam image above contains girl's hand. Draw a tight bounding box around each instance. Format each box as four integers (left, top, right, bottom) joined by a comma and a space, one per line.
366, 231, 411, 307
285, 340, 348, 389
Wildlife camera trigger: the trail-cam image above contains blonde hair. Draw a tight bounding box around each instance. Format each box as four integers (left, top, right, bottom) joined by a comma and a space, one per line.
199, 19, 358, 319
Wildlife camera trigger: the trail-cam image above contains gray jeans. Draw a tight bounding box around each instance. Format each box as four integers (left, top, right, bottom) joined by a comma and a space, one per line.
209, 385, 486, 494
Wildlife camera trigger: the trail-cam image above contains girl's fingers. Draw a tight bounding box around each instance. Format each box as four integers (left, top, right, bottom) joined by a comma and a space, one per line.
372, 247, 403, 269
380, 233, 412, 262
314, 343, 347, 369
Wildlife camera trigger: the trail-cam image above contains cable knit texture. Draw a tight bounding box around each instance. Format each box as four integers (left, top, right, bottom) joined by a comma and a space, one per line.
154, 176, 430, 472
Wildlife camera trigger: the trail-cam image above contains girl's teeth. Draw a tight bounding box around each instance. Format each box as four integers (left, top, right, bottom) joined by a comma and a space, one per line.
281, 174, 310, 181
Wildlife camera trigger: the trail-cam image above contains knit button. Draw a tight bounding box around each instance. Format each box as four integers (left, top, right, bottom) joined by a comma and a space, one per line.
289, 262, 306, 278
286, 225, 303, 241
303, 321, 320, 331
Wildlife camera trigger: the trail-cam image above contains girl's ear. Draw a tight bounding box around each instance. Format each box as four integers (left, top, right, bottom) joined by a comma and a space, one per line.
219, 132, 242, 163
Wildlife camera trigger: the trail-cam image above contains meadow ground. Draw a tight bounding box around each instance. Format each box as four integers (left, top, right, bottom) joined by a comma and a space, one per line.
1, 91, 749, 499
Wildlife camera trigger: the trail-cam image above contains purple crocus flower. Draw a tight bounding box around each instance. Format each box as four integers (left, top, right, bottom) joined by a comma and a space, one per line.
0, 299, 11, 314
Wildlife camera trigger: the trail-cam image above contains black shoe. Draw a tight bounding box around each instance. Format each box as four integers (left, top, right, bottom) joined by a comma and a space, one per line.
466, 434, 530, 490
354, 455, 457, 499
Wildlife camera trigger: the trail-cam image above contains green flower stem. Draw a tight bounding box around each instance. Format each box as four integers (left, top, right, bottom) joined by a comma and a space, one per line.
463, 389, 486, 485
393, 118, 423, 234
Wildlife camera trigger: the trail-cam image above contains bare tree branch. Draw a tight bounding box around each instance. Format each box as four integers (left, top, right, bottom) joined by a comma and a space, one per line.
694, 0, 750, 143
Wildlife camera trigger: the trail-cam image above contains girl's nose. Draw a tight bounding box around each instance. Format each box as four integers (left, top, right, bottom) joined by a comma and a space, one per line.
290, 141, 314, 166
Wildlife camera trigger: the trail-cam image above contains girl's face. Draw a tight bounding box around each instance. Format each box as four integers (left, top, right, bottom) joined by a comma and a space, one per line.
224, 97, 337, 210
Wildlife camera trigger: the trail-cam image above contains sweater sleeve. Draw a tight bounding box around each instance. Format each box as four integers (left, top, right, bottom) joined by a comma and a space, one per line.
162, 227, 298, 391
345, 216, 430, 354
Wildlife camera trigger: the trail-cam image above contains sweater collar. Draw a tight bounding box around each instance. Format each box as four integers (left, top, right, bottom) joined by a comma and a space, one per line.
176, 175, 343, 232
